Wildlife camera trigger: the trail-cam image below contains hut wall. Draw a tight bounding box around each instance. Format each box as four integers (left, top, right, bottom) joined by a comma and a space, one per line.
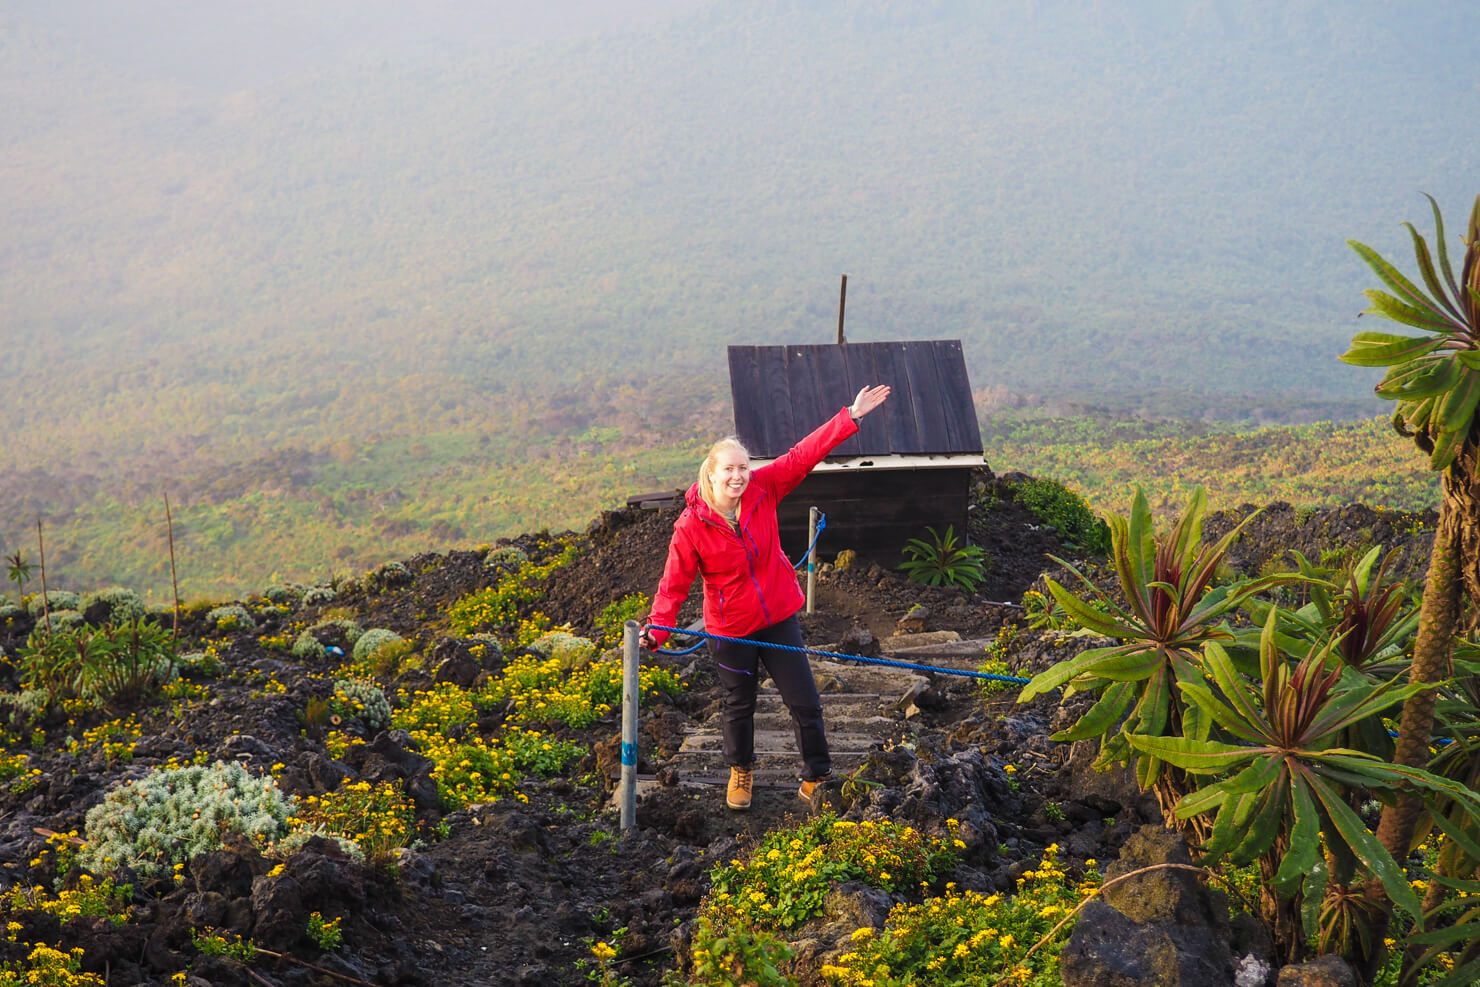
776, 468, 970, 564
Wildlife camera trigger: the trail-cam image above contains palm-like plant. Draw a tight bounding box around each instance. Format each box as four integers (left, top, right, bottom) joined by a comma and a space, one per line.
896, 525, 987, 593
1341, 194, 1480, 975
4, 551, 33, 605
1128, 615, 1473, 961
1019, 487, 1284, 827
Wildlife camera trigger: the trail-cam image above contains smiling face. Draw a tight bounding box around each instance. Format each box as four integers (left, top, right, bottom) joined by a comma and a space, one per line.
707, 447, 751, 509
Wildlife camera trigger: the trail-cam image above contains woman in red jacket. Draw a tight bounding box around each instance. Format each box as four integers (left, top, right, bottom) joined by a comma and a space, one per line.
641, 385, 891, 811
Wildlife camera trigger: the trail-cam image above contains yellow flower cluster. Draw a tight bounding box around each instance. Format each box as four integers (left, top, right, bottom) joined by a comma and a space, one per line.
705, 816, 961, 932
295, 780, 416, 866
821, 843, 1101, 986
0, 943, 104, 986
65, 716, 142, 765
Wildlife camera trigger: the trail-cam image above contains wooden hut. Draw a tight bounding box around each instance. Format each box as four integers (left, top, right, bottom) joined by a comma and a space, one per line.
727, 340, 985, 563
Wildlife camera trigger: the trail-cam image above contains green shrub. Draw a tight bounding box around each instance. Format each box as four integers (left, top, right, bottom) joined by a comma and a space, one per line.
79, 761, 292, 879
484, 546, 528, 573
27, 591, 80, 616
79, 587, 146, 625
448, 541, 578, 635
0, 689, 48, 727
262, 584, 298, 604
898, 526, 988, 592
351, 628, 403, 664
1013, 478, 1110, 553
18, 619, 177, 709
0, 603, 25, 623
330, 679, 391, 732
366, 561, 412, 591
176, 649, 222, 679
302, 586, 338, 606
42, 610, 85, 632
595, 593, 649, 648
527, 631, 596, 669
205, 604, 255, 632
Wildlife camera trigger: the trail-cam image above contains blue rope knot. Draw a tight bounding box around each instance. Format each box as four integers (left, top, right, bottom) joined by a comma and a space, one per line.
646, 622, 1030, 684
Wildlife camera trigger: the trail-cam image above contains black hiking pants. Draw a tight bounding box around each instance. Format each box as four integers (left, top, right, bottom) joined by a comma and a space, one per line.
711, 614, 831, 781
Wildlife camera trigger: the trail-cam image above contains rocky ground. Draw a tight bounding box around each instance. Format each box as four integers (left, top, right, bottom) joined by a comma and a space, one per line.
0, 473, 1437, 986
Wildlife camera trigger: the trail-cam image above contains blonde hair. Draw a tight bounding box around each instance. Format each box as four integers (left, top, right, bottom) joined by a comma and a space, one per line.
697, 436, 751, 513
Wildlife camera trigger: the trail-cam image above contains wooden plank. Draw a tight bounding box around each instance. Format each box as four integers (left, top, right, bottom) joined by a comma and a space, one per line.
871, 342, 920, 454
761, 347, 796, 455
783, 347, 822, 449
837, 344, 879, 458
728, 346, 768, 451
904, 344, 950, 454
932, 340, 983, 452
810, 344, 858, 456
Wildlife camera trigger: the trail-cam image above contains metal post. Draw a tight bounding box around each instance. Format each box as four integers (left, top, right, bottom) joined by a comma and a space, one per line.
806, 506, 819, 614
836, 275, 848, 344
620, 620, 640, 831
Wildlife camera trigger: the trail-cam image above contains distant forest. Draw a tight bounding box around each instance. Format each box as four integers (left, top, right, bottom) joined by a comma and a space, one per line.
1, 0, 1473, 597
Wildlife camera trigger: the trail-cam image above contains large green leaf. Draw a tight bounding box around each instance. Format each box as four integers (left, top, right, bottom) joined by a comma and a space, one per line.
1349, 239, 1454, 323
1231, 772, 1289, 864
1375, 355, 1461, 400
1359, 289, 1461, 333
1307, 772, 1423, 923
1302, 677, 1426, 742
1424, 192, 1463, 302
1052, 680, 1135, 742
1404, 220, 1468, 324
1123, 734, 1256, 774
1136, 661, 1172, 735
1177, 680, 1269, 745
1272, 777, 1321, 893
1199, 788, 1258, 860
1044, 577, 1138, 638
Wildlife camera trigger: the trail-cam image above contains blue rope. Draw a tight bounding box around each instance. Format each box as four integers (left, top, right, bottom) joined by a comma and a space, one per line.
792, 512, 828, 571
647, 622, 1031, 684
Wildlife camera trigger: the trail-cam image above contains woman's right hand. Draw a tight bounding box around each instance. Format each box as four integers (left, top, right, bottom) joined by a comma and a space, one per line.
850, 384, 891, 420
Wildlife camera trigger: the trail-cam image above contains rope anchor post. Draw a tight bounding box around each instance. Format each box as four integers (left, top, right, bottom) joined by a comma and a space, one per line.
619, 619, 641, 831
805, 506, 820, 614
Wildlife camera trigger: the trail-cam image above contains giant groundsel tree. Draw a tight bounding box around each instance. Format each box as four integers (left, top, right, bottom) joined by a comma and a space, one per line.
1341, 193, 1480, 980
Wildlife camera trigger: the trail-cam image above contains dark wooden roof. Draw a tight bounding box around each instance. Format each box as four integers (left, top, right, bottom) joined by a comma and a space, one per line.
727, 341, 982, 459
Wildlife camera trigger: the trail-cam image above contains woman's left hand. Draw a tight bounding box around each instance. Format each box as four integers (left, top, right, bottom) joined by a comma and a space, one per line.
850, 384, 891, 420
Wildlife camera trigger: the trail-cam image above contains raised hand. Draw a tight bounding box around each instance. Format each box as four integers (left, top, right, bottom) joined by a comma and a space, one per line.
849, 384, 891, 420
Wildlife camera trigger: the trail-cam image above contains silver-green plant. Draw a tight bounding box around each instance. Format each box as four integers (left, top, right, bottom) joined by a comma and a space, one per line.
80, 587, 146, 625
351, 628, 402, 663
206, 604, 255, 632
28, 591, 80, 616
485, 546, 528, 573
528, 631, 596, 670
302, 586, 337, 607
330, 678, 391, 732
79, 761, 293, 879
367, 561, 412, 591
262, 585, 298, 605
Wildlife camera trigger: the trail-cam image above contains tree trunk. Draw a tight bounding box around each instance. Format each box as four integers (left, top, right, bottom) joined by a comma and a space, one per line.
1360, 486, 1465, 980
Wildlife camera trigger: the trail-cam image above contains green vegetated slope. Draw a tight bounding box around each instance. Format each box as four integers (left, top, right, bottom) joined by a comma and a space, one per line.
983, 415, 1436, 518
19, 433, 704, 602
9, 414, 1440, 603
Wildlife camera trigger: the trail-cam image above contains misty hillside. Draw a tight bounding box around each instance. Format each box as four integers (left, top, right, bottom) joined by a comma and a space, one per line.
1, 0, 1472, 594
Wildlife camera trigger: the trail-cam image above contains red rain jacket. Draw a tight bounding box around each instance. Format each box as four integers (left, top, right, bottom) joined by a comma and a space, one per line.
646, 407, 859, 647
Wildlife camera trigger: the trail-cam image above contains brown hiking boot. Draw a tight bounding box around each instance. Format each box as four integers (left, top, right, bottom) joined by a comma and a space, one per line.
798, 774, 831, 809
727, 766, 753, 811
